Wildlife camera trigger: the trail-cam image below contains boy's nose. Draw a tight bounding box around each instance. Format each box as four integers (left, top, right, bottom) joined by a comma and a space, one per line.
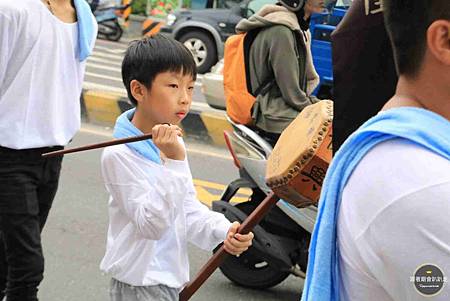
180, 90, 191, 104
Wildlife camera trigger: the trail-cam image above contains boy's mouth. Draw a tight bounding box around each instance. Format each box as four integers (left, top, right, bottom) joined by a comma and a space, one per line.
176, 112, 187, 119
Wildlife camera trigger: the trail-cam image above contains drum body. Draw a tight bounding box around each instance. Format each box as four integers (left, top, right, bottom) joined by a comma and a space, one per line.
266, 100, 333, 207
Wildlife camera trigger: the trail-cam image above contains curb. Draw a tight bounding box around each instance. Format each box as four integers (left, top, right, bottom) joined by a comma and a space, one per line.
80, 90, 232, 148
122, 14, 166, 38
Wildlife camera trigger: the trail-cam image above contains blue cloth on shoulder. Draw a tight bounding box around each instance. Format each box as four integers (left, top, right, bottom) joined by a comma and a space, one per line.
113, 109, 162, 164
74, 0, 97, 61
301, 107, 450, 301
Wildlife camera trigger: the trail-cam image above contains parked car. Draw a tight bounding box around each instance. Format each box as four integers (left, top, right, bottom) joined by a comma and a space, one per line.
202, 59, 226, 109
160, 0, 275, 73
202, 4, 349, 108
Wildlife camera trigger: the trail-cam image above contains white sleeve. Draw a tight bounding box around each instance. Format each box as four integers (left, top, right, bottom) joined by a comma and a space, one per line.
184, 188, 231, 251
101, 150, 181, 241
165, 158, 231, 251
355, 182, 450, 301
0, 9, 18, 89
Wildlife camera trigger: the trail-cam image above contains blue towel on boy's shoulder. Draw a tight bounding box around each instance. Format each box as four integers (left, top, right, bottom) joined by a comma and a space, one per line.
113, 109, 162, 165
301, 107, 450, 301
74, 0, 97, 61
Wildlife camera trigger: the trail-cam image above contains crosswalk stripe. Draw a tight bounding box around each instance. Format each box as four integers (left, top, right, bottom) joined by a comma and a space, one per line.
88, 56, 122, 66
94, 45, 127, 54
119, 37, 134, 44
83, 82, 127, 95
86, 62, 121, 73
91, 51, 124, 61
85, 72, 123, 82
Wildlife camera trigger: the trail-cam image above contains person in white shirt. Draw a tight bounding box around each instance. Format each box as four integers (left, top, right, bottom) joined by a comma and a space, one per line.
336, 0, 450, 300
100, 35, 254, 301
301, 0, 450, 300
0, 1, 96, 300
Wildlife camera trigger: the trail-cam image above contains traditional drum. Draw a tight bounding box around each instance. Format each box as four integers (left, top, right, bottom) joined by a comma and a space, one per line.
266, 100, 333, 207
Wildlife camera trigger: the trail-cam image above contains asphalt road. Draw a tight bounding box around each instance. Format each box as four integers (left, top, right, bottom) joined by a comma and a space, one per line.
38, 125, 304, 301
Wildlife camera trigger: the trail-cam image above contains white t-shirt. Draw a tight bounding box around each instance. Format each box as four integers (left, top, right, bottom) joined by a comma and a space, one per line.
337, 139, 450, 300
100, 142, 231, 288
0, 0, 96, 149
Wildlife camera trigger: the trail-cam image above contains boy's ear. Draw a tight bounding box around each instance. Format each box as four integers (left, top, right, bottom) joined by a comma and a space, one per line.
130, 80, 147, 104
427, 20, 450, 66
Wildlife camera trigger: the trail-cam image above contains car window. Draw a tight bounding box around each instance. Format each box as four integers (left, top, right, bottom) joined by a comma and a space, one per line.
246, 0, 276, 17
335, 0, 352, 7
216, 0, 242, 9
191, 0, 209, 9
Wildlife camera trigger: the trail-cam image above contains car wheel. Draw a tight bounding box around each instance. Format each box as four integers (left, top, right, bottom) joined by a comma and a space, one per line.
179, 31, 217, 74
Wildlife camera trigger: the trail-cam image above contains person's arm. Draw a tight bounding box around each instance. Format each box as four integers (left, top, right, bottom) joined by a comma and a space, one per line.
164, 150, 253, 254
184, 183, 253, 254
184, 190, 231, 251
305, 30, 320, 95
0, 8, 18, 89
356, 182, 450, 301
101, 149, 182, 240
164, 158, 231, 251
268, 26, 318, 111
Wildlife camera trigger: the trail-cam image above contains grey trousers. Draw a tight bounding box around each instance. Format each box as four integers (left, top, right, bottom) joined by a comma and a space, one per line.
110, 278, 179, 301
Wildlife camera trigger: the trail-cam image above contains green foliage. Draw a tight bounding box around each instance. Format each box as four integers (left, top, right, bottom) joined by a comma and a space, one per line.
131, 0, 147, 15
182, 0, 191, 8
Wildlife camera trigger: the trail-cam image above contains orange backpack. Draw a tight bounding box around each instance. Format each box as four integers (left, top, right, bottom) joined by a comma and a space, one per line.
223, 30, 274, 125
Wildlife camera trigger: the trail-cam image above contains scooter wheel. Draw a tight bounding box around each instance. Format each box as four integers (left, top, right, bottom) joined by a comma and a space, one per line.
214, 245, 290, 289
105, 20, 123, 42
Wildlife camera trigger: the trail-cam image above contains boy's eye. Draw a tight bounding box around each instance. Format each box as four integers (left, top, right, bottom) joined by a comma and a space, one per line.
188, 86, 194, 91
169, 84, 178, 88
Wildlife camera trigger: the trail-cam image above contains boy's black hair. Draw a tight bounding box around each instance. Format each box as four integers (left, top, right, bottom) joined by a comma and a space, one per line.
122, 34, 197, 105
383, 0, 450, 77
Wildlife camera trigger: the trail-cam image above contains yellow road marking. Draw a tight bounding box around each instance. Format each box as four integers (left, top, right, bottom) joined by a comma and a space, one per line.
193, 179, 251, 207
195, 186, 249, 207
193, 179, 251, 195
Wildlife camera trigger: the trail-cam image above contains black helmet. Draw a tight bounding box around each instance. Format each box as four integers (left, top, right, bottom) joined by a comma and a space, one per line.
278, 0, 305, 12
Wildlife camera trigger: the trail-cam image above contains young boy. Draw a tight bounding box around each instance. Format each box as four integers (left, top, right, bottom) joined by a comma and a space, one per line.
100, 35, 254, 301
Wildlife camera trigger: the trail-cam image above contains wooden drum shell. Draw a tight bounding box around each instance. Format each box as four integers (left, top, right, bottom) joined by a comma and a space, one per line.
266, 100, 333, 208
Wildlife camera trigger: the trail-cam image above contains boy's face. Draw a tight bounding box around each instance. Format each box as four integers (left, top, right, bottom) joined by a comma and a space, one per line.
140, 71, 195, 127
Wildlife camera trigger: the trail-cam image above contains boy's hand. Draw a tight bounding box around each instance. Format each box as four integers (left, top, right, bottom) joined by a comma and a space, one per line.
223, 221, 254, 256
152, 124, 185, 161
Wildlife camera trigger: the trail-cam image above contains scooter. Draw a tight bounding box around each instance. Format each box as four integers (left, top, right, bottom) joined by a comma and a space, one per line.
89, 0, 132, 42
211, 118, 318, 288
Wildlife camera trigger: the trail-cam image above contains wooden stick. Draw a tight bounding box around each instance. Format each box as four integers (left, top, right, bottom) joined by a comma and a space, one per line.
179, 192, 280, 301
41, 133, 153, 157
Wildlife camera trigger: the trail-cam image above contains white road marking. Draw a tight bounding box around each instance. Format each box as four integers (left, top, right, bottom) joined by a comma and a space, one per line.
86, 62, 122, 73
85, 72, 123, 83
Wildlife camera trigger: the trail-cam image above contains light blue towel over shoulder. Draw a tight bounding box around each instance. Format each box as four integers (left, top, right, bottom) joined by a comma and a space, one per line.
113, 109, 162, 165
74, 0, 97, 61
